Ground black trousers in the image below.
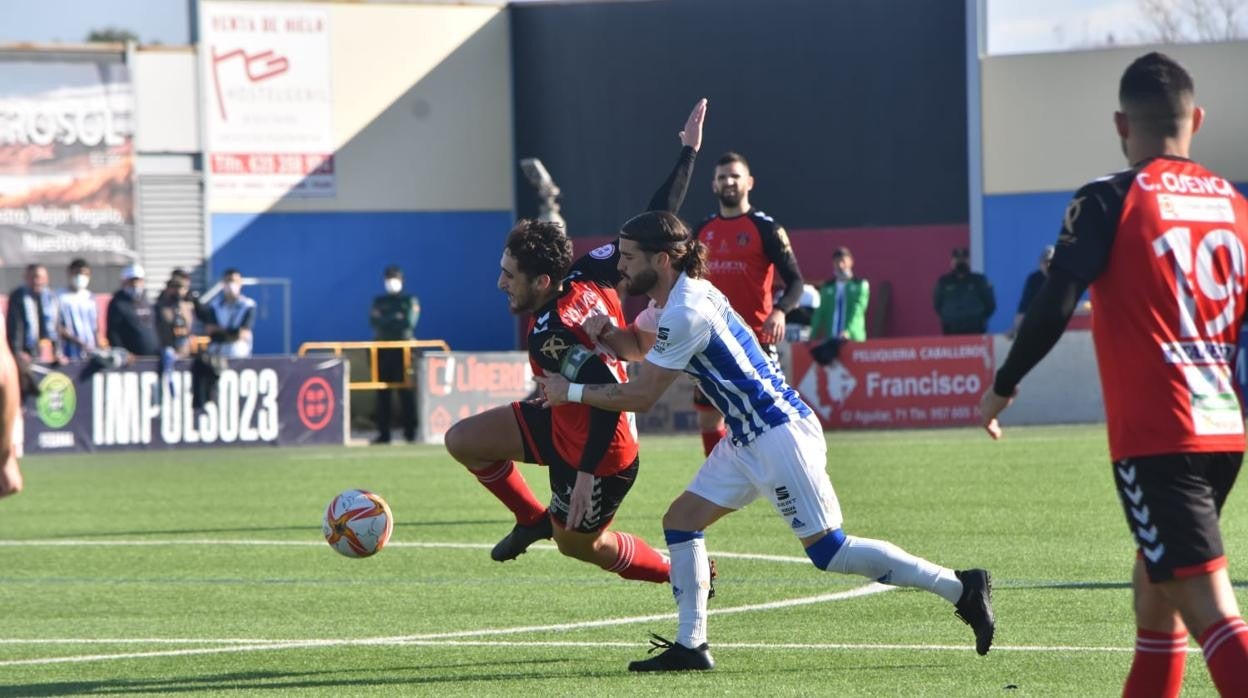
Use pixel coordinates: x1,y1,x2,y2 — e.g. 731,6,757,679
375,347,416,441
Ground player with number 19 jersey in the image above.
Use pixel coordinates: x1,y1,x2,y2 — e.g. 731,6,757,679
1055,156,1248,461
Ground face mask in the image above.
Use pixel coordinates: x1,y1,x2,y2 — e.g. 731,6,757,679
384,278,403,294
73,274,89,291
226,282,243,297
126,284,144,298
954,261,971,274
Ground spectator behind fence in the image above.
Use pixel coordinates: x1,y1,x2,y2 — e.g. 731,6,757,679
58,258,100,360
370,265,420,444
155,270,197,358
6,264,62,364
933,247,996,335
106,264,160,357
204,268,256,358
809,247,869,364
1008,245,1055,340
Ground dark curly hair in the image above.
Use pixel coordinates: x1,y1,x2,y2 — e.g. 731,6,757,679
619,211,708,279
505,219,573,281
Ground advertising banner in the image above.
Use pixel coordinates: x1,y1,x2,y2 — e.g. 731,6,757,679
791,336,995,429
417,351,533,443
23,356,347,453
0,57,136,284
201,1,335,198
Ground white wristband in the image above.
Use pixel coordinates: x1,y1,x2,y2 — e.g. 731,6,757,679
567,383,585,403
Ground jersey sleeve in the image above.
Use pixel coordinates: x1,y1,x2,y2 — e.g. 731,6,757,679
1050,181,1119,285
527,323,623,473
633,301,661,334
567,242,621,288
644,305,710,370
756,216,805,312
646,146,697,214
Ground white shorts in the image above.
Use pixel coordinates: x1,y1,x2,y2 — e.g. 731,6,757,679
687,415,842,538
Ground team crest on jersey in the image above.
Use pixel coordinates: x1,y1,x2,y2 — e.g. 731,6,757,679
540,335,570,360
737,232,750,246
589,243,616,260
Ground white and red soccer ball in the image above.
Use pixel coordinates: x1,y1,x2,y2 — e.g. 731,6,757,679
322,489,394,558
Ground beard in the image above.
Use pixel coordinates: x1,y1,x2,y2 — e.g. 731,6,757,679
716,189,743,207
624,268,659,296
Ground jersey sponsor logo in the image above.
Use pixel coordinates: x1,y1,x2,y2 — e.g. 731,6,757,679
1063,196,1085,236
1157,194,1237,223
775,226,792,254
653,326,670,352
589,243,616,260
540,335,570,361
560,344,593,379
1136,171,1236,197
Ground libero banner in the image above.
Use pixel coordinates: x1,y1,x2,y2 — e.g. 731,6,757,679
201,1,335,198
23,357,347,453
0,56,136,285
417,351,533,444
791,336,995,429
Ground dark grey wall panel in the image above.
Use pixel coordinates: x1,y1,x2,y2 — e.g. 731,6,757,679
511,0,968,236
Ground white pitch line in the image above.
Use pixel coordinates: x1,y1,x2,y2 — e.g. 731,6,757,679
0,538,814,564
0,585,891,668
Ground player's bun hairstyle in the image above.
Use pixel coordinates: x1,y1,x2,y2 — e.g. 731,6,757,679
1119,52,1194,138
619,211,708,279
506,219,573,281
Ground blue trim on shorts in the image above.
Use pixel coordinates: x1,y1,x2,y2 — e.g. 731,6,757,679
664,529,705,545
805,528,847,569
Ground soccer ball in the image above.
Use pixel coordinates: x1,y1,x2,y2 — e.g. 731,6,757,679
322,489,394,558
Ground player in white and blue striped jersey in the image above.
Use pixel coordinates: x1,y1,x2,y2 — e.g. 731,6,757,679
537,211,995,672
57,259,100,360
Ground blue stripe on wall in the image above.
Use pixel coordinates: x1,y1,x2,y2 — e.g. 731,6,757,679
983,182,1248,334
211,211,517,353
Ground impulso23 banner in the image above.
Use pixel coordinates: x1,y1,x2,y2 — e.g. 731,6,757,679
0,57,136,283
24,356,347,453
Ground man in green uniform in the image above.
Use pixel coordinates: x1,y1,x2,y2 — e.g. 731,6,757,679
370,265,420,444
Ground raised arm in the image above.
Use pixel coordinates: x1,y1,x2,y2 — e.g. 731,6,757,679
645,98,706,214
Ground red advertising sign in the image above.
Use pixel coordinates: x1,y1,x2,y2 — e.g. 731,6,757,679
791,336,994,429
417,352,534,443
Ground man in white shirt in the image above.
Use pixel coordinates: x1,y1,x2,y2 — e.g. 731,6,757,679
58,258,100,360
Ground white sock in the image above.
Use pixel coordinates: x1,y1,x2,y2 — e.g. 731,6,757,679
667,538,710,648
825,535,963,604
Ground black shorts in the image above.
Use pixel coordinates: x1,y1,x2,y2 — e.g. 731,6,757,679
511,401,640,534
1112,452,1242,582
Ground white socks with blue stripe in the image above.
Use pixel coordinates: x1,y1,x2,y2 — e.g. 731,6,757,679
826,535,963,604
665,530,710,648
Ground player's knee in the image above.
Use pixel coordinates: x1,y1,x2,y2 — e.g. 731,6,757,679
443,421,476,463
552,528,597,562
805,528,847,570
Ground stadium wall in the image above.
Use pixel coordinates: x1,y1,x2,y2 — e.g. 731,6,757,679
979,42,1248,334
204,2,514,352
511,0,969,338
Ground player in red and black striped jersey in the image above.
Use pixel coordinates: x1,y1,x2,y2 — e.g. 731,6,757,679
691,151,805,455
981,53,1248,696
442,100,706,585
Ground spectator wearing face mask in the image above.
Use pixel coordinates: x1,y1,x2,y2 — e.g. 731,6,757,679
369,265,420,444
58,258,101,360
204,268,256,358
106,264,160,357
155,269,198,358
933,247,996,336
